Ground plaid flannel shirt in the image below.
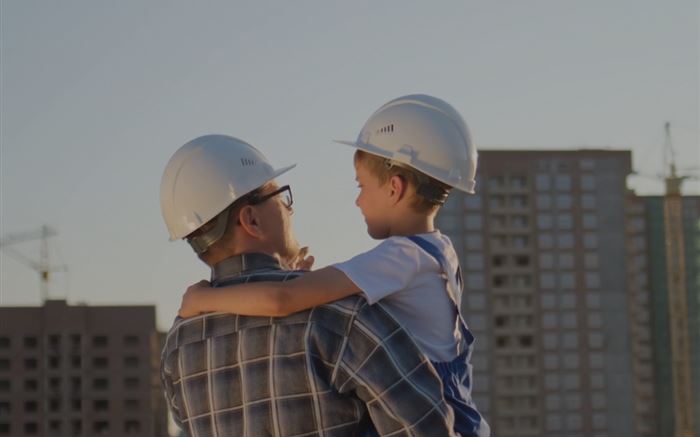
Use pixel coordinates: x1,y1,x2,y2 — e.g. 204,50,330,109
161,253,455,437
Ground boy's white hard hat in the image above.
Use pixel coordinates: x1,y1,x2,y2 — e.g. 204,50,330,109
336,94,477,193
160,134,295,241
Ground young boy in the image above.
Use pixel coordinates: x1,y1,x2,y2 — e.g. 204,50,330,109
179,94,490,437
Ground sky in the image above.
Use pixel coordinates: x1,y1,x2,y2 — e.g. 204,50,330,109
1,0,698,331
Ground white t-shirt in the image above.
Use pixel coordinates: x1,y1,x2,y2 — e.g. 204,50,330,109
333,231,462,362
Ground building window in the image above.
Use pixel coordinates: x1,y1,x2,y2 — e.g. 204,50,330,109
581,175,596,191
93,378,109,390
536,194,552,209
540,273,555,289
0,380,9,392
71,399,82,412
24,358,37,370
465,194,482,210
514,255,530,267
23,337,37,349
510,175,527,188
49,377,60,392
511,215,529,229
464,215,482,230
557,234,574,249
70,334,81,350
24,379,39,392
543,333,558,350
93,357,108,369
0,360,8,371
71,355,82,369
49,398,60,412
536,174,551,191
556,214,573,230
0,338,9,349
71,377,81,393
544,354,559,370
466,254,484,270
24,423,38,435
555,194,573,209
562,332,578,349
93,421,109,434
124,378,139,389
124,420,141,434
559,253,574,269
464,234,482,250
92,336,108,347
541,293,556,309
581,194,596,209
493,275,508,288
589,332,604,349
560,292,576,309
48,334,61,350
24,401,37,413
49,421,61,433
583,214,598,229
537,214,553,230
492,255,506,267
49,356,60,369
489,195,505,208
0,402,9,414
94,400,109,412
555,175,571,191
0,423,10,435
124,399,140,411
510,195,528,208
512,235,529,249
585,272,601,289
542,313,557,329
71,420,82,435
466,274,485,290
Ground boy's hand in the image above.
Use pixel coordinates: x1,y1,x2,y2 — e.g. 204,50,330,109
178,280,212,318
288,246,315,271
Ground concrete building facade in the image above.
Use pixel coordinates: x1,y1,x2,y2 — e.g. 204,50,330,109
437,150,650,437
0,300,167,437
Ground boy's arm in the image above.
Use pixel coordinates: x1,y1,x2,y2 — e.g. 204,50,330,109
179,266,362,317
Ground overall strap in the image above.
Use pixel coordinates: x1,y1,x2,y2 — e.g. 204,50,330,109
406,235,471,341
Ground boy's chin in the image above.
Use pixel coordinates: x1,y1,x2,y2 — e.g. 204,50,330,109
366,226,390,240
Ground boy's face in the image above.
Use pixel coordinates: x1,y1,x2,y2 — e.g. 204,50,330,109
354,160,393,239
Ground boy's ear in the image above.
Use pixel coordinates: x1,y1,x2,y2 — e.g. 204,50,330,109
388,175,407,203
237,205,263,238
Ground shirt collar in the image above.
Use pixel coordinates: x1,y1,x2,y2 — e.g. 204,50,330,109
211,253,282,285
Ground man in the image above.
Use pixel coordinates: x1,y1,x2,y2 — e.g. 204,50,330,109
159,134,456,436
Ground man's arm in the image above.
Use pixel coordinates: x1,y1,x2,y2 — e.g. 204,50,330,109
332,300,456,436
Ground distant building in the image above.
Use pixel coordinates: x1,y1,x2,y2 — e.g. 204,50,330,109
643,195,700,437
437,150,655,437
0,300,167,437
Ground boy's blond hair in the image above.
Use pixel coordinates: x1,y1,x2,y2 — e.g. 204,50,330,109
354,150,451,213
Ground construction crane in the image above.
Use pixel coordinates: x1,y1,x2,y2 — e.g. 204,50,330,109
661,122,695,437
0,225,67,302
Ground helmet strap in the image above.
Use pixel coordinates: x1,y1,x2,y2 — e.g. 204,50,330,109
187,208,231,255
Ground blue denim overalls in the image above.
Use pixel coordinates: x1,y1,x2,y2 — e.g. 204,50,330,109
406,236,490,437
361,236,490,437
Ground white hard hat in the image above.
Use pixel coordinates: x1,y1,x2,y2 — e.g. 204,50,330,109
160,134,295,241
336,94,477,194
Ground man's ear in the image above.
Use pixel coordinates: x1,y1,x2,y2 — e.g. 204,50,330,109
388,175,407,204
237,205,263,238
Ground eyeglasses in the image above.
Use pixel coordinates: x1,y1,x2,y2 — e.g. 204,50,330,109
247,185,293,209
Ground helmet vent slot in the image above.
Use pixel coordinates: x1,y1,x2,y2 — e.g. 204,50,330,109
377,124,395,134
240,158,256,166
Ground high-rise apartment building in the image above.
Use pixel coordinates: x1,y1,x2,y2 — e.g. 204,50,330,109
644,195,700,437
437,150,651,437
0,300,167,437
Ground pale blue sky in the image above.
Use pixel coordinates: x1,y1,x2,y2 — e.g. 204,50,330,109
1,1,698,330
